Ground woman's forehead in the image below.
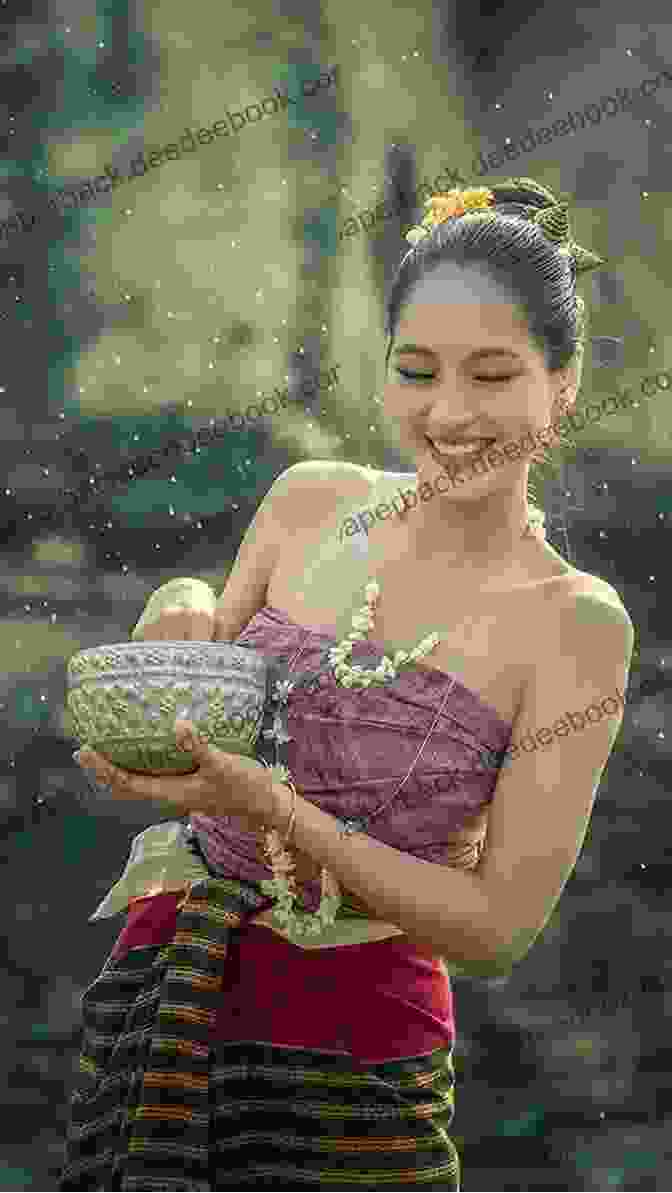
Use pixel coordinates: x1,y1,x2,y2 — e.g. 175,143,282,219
401,260,520,312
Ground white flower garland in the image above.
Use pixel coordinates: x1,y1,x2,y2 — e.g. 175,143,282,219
259,579,443,935
325,580,441,688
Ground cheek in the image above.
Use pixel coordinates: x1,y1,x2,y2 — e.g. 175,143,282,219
382,384,421,418
497,381,547,423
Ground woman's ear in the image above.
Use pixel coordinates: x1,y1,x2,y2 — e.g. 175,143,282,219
551,360,579,417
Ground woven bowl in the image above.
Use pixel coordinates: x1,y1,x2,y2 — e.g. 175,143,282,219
65,640,269,775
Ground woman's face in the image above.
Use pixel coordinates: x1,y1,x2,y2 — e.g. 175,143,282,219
384,261,575,498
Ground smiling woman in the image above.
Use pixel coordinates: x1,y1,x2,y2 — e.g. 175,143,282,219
383,179,606,544
338,383,636,542
59,177,635,1193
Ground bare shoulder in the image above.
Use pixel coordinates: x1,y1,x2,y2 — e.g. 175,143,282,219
545,565,635,651
516,567,635,723
275,459,376,530
564,567,632,621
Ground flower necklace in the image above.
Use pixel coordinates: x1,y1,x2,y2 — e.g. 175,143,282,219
258,578,444,936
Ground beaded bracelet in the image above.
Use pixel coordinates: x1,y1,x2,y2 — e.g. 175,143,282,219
259,761,297,844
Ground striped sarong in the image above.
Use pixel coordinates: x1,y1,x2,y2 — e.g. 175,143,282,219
58,877,461,1191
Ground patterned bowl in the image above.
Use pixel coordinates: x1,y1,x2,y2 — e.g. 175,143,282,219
65,640,269,775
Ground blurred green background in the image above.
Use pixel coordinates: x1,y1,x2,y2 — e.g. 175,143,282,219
0,2,670,1188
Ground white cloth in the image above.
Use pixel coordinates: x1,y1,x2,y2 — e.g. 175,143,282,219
89,821,209,920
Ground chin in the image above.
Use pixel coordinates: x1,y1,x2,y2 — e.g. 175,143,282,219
415,457,519,512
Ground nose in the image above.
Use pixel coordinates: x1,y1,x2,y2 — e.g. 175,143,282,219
422,382,496,441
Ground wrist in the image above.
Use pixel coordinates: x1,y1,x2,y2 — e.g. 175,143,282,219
267,779,294,836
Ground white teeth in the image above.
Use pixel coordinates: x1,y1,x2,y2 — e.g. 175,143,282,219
428,437,493,455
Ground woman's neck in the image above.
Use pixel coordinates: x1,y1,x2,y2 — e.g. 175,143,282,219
374,470,536,572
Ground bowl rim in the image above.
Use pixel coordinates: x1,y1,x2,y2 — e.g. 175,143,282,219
68,641,267,655
66,640,269,673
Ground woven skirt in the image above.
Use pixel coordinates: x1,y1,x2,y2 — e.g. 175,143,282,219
58,878,461,1191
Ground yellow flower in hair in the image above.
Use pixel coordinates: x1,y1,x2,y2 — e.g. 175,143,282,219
425,190,467,221
405,186,495,245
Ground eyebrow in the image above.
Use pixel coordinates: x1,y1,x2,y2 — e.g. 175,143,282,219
391,343,523,363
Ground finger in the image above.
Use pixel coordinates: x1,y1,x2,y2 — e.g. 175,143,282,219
182,611,216,641
211,615,231,642
74,748,126,789
75,745,198,803
140,609,214,641
174,718,215,762
73,747,107,776
173,719,238,780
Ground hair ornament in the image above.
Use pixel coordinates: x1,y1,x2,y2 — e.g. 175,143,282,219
404,180,605,275
404,187,496,245
525,201,605,274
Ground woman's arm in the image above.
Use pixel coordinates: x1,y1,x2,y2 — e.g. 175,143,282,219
213,460,366,640
212,461,368,841
212,463,304,640
129,466,306,641
132,461,357,641
262,587,634,975
266,777,501,975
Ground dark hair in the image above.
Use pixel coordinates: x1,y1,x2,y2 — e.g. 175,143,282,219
384,176,589,391
382,177,607,541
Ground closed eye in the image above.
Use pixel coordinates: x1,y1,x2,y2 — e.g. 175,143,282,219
395,368,519,383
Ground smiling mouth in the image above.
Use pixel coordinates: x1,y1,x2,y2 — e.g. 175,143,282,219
425,435,496,461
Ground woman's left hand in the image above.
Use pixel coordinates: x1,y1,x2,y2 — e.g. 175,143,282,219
73,719,276,823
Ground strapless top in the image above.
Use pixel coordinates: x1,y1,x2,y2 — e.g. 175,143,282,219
91,467,514,954
91,602,513,957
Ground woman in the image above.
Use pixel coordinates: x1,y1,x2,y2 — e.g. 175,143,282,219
59,176,635,1191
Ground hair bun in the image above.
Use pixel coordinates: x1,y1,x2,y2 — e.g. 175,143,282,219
388,171,601,425
487,177,605,276
488,176,559,213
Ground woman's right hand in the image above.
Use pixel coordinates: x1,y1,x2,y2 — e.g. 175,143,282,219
130,577,219,642
128,577,272,836
129,573,322,880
